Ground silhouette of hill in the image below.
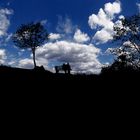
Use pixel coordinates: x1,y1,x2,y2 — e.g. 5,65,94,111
0,65,99,83
1,65,139,116
1,65,140,85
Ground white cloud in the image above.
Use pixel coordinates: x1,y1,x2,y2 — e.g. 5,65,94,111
93,29,113,44
49,33,61,41
0,49,6,64
0,8,13,37
35,41,101,74
74,29,90,43
118,15,125,20
17,57,51,71
104,1,121,18
18,58,34,69
4,33,13,44
16,40,101,74
88,8,114,30
88,0,122,44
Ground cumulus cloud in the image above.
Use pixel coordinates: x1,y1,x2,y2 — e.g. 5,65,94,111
104,1,121,18
17,57,50,71
17,41,101,74
74,29,90,43
49,33,61,41
88,0,122,44
0,49,6,64
36,41,101,74
88,8,114,30
93,29,113,44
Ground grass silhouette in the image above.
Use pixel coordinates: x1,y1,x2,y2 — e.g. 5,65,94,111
0,65,140,83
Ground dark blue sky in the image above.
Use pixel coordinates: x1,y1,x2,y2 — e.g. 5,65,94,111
3,0,139,34
0,0,140,73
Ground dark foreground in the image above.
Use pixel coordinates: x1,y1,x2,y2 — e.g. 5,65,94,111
0,65,140,85
1,66,139,122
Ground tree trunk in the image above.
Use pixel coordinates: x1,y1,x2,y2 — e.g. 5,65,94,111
32,48,36,68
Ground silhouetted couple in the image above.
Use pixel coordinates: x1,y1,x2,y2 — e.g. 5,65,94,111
55,63,72,74
62,63,71,74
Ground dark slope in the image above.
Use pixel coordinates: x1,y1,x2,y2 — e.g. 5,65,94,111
1,66,139,116
1,65,140,82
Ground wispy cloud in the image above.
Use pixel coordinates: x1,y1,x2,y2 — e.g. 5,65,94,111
0,8,13,37
0,7,13,48
0,49,6,64
41,19,47,25
56,16,77,34
0,8,13,64
136,3,140,13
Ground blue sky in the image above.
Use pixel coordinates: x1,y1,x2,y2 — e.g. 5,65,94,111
0,0,140,73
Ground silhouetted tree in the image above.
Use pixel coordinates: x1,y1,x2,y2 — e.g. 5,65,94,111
112,15,140,69
13,22,49,68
